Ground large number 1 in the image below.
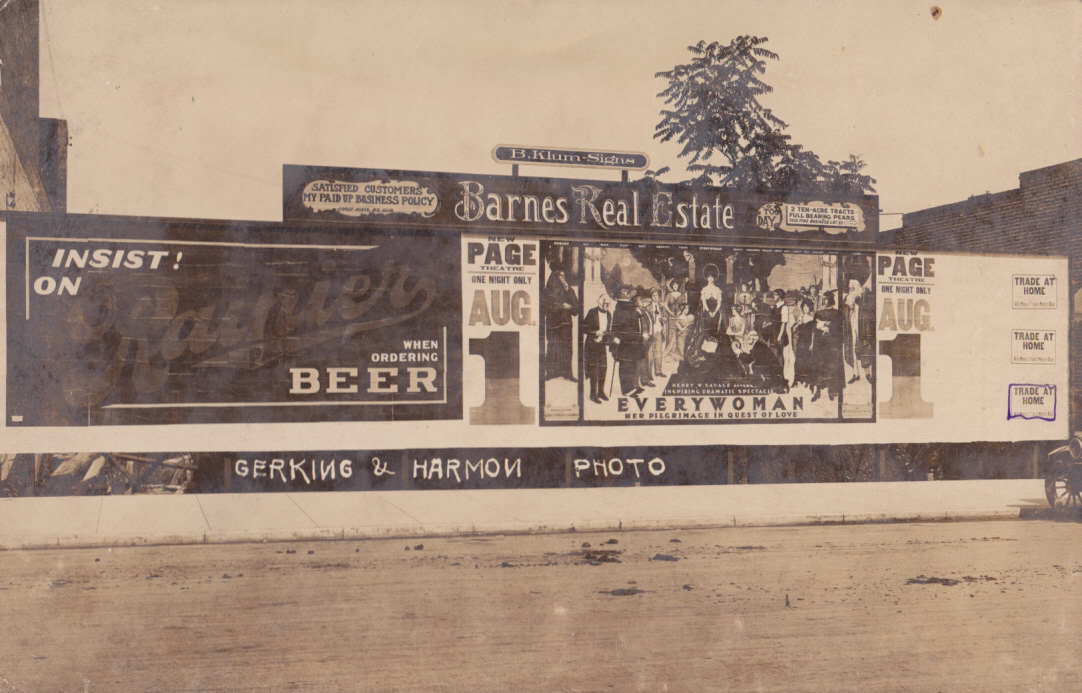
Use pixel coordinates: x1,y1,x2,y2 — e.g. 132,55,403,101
878,333,933,419
468,331,535,425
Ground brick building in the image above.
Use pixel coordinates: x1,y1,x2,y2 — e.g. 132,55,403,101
888,158,1082,428
0,0,66,213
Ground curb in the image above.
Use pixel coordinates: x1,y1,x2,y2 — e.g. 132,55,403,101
0,507,1029,551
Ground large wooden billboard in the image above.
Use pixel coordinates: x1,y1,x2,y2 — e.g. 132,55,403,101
0,167,1069,493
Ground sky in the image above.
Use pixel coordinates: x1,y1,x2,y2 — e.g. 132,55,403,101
36,0,1082,231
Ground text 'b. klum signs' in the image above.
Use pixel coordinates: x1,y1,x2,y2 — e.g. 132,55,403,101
6,216,462,426
492,145,649,171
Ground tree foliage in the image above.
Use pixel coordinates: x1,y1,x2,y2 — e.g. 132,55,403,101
655,37,876,196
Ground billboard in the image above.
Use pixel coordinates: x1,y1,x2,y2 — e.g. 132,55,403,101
282,165,880,247
0,170,1070,494
5,215,462,426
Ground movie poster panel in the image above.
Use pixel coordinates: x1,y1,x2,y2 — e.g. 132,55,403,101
6,216,462,426
541,240,876,425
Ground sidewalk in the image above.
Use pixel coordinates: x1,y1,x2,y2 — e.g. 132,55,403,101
0,479,1053,550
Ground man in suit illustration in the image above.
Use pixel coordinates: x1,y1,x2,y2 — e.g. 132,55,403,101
582,293,614,403
611,286,645,397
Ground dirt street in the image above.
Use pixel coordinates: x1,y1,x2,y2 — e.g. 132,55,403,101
1,519,1079,691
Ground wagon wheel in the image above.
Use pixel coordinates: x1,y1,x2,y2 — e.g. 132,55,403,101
1045,463,1082,508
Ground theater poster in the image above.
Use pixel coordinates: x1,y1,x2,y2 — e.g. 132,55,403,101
539,241,878,425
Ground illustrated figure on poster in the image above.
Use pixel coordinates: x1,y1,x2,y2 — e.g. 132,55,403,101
636,290,656,389
843,261,875,384
582,293,615,403
543,266,579,381
611,286,646,397
791,298,817,389
804,282,825,312
663,278,693,367
776,290,797,385
810,308,843,402
699,263,724,336
764,289,789,350
682,250,701,317
734,281,756,314
732,253,752,292
725,303,748,339
820,253,839,294
823,289,839,310
648,288,669,379
731,329,784,388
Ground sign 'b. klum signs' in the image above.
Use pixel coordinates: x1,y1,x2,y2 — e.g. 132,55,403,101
5,215,461,426
492,145,650,171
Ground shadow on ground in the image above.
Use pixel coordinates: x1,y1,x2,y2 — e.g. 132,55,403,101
1019,505,1082,522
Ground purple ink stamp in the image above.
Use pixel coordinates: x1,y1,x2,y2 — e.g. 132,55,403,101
1008,383,1056,421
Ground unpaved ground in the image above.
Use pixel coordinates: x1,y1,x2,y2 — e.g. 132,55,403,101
0,519,1080,691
